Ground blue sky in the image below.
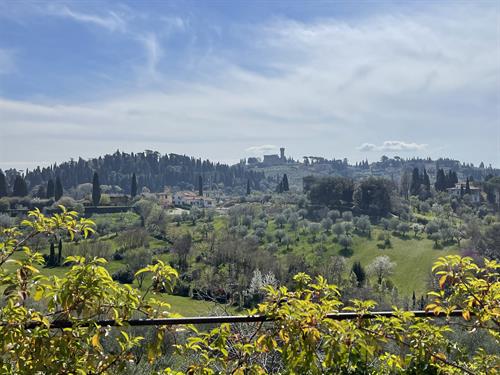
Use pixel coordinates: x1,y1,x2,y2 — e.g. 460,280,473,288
0,0,499,169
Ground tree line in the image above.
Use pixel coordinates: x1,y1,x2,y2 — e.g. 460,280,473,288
1,150,265,196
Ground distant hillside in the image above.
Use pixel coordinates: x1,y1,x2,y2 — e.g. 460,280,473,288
3,150,265,195
2,152,499,196
249,156,500,190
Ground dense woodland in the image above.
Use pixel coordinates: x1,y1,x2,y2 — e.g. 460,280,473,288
1,150,265,196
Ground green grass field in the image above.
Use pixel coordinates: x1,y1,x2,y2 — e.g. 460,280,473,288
259,220,459,296
6,211,461,316
5,234,217,317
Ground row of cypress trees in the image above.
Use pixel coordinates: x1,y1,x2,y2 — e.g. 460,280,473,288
434,169,459,192
0,169,139,204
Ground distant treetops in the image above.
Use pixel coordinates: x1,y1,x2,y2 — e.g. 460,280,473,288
0,169,139,206
276,174,290,193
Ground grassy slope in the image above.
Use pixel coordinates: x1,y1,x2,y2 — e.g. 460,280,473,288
7,212,459,316
6,235,216,317
264,220,459,296
348,230,459,296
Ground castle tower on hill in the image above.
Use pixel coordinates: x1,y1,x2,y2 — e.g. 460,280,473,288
280,147,285,160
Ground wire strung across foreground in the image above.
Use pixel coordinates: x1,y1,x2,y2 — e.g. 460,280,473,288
11,310,467,329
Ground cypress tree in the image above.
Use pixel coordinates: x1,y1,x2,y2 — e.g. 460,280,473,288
36,185,46,199
435,169,446,192
54,176,63,201
12,175,28,197
423,168,430,192
198,175,203,196
351,261,366,287
246,179,251,195
419,295,425,309
0,170,7,198
276,181,283,193
410,168,421,196
447,170,458,188
282,174,289,192
412,291,416,309
131,173,137,198
92,172,101,206
57,239,63,266
49,242,55,267
46,179,55,199
465,177,471,195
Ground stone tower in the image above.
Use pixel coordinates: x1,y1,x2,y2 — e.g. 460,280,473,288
280,147,285,160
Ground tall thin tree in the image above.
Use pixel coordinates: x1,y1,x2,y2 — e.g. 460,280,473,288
465,177,471,195
282,174,289,192
92,172,101,206
0,170,7,198
57,239,63,266
54,176,63,201
12,175,28,197
131,173,137,198
198,175,203,196
410,168,421,196
46,179,55,199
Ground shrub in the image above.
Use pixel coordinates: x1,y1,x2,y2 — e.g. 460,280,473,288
64,240,114,260
0,197,9,212
115,228,149,250
111,267,135,284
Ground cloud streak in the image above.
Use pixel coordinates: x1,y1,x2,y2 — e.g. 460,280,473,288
245,145,279,156
49,5,127,32
357,141,428,152
0,2,498,168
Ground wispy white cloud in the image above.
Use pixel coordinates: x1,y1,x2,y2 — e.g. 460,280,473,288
136,33,163,80
357,141,428,152
0,3,498,167
49,5,127,32
245,145,278,156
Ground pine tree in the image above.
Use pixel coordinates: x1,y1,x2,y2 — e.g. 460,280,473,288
198,175,203,196
246,179,251,195
54,176,63,201
282,174,289,192
410,168,421,196
0,170,7,198
92,172,101,206
46,179,55,199
131,173,137,198
12,175,28,197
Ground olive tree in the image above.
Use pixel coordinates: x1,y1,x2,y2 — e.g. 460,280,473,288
368,255,395,284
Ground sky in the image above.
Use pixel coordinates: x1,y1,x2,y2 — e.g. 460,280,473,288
0,0,499,170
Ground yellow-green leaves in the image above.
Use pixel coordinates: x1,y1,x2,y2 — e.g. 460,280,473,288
0,207,172,374
136,260,178,293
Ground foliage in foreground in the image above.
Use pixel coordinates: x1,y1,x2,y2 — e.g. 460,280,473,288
0,208,499,374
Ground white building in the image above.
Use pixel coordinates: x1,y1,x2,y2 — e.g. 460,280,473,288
173,191,214,208
447,183,481,203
